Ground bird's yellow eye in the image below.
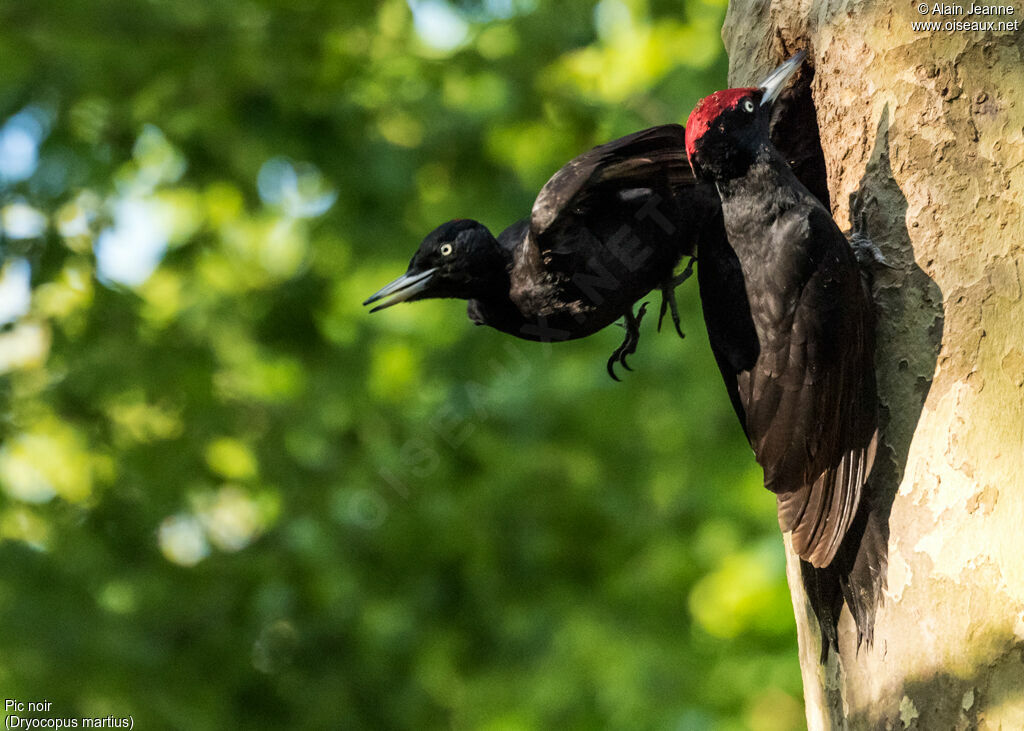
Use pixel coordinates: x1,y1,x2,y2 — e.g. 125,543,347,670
440,243,453,256
743,99,755,113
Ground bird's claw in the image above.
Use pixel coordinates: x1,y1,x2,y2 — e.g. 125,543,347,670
851,232,895,269
607,302,648,381
657,256,695,339
849,195,896,272
657,295,686,339
850,230,896,271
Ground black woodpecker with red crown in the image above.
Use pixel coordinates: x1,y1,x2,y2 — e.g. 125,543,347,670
686,51,884,657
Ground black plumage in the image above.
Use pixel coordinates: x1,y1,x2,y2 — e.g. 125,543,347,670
364,52,883,657
364,125,721,378
686,53,881,650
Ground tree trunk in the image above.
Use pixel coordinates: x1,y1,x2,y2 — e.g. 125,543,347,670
721,4,1024,728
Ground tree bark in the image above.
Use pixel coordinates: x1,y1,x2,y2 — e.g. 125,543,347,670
721,3,1024,728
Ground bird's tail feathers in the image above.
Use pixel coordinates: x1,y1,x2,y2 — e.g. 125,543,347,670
800,481,888,661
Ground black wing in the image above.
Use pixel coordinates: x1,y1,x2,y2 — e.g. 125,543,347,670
531,124,696,244
511,125,712,323
739,206,878,568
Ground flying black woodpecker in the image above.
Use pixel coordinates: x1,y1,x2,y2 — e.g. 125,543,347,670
364,125,722,379
686,52,882,653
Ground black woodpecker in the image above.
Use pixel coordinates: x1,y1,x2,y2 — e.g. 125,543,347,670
364,125,723,379
686,52,883,656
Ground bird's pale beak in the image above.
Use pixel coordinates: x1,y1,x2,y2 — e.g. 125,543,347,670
363,267,439,312
758,50,806,106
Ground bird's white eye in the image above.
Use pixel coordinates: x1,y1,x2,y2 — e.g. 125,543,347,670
743,99,755,113
440,243,453,256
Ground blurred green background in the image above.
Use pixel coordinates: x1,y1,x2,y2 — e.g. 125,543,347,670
0,0,804,728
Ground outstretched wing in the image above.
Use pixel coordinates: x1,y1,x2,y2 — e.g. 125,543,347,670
531,124,695,243
513,125,713,321
739,206,878,568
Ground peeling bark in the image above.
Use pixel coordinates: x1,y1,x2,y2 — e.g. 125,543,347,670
722,3,1024,727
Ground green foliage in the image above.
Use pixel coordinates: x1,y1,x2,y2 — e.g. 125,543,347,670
0,0,803,728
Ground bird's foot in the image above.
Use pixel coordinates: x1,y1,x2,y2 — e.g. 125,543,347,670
607,302,648,381
848,195,896,274
657,256,696,338
850,230,895,271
